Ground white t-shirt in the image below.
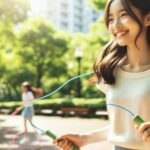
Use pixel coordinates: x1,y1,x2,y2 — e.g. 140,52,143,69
97,66,150,150
22,91,34,107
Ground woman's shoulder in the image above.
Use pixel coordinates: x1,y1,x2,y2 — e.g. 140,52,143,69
113,64,122,77
96,79,110,94
26,91,34,96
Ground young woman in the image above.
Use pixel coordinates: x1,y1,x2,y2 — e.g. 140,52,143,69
54,0,150,149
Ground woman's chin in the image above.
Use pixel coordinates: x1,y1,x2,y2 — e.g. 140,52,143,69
117,41,127,46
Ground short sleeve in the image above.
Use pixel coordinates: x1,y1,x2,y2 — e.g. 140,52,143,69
22,92,34,101
96,81,109,94
28,92,34,100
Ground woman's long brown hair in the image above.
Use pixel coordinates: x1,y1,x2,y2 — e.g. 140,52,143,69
93,0,150,85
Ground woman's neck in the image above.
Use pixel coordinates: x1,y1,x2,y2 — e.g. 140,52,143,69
122,44,150,72
125,29,150,66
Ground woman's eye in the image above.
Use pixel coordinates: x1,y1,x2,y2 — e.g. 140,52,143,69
108,18,114,23
121,13,128,17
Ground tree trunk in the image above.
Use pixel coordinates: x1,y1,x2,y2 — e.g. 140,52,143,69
13,86,20,101
6,83,13,100
36,64,43,87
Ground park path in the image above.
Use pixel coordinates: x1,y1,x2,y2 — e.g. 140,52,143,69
0,115,112,150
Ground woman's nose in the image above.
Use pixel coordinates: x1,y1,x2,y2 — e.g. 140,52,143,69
113,18,122,28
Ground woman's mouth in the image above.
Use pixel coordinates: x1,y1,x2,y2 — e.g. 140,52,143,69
116,31,129,38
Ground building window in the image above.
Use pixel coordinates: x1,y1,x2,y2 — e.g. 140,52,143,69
61,2,68,9
75,16,82,23
74,24,82,31
74,6,82,14
61,12,68,18
93,17,98,22
61,22,68,29
75,0,82,5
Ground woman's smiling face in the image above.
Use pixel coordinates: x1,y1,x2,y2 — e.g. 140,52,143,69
108,0,145,47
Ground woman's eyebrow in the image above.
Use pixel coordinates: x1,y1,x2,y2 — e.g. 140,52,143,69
119,9,127,13
109,9,127,17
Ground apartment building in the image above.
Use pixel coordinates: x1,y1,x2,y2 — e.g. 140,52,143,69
29,0,102,33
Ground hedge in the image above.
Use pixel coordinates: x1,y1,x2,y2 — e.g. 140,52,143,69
0,98,106,111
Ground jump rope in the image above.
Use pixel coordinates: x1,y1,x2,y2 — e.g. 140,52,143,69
12,71,145,150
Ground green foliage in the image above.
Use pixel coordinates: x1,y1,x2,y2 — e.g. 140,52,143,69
16,17,69,87
0,0,30,23
0,98,106,117
0,98,106,109
0,0,110,101
0,0,31,100
88,0,106,10
0,101,21,109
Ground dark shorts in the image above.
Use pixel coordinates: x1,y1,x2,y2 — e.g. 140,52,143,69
22,106,34,118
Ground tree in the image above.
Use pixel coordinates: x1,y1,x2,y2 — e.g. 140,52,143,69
16,18,69,88
88,0,106,10
0,0,31,100
0,0,30,23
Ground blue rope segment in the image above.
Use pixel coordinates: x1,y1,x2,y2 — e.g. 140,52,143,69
27,71,94,106
23,71,135,134
28,119,45,133
107,103,135,117
25,103,135,134
25,71,94,133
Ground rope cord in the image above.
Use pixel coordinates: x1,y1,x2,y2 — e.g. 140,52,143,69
23,71,135,135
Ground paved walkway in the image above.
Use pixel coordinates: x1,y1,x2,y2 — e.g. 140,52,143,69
0,115,112,150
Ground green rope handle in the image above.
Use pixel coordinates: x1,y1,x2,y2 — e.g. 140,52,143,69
45,130,80,150
132,115,145,125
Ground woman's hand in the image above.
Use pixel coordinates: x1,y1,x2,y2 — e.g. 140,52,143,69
53,134,86,150
16,106,23,111
137,122,150,143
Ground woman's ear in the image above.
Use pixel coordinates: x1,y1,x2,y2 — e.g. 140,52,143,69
144,12,150,26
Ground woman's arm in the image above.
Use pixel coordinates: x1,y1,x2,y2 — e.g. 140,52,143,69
82,125,110,145
54,126,110,149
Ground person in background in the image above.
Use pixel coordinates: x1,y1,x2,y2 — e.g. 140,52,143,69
17,81,43,144
21,81,35,136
